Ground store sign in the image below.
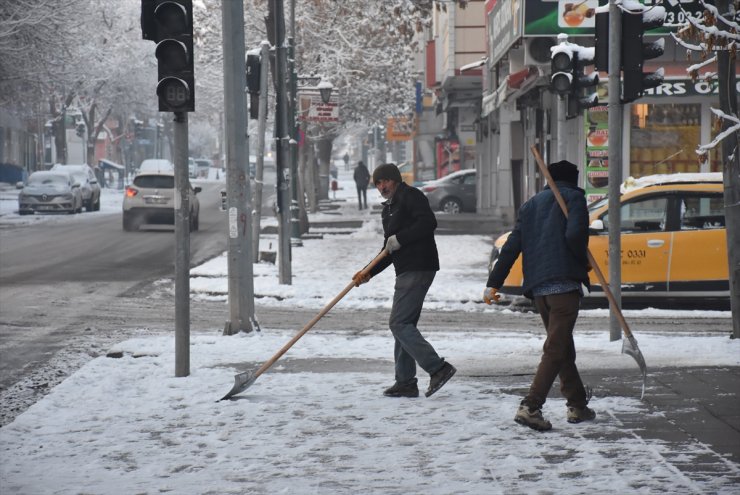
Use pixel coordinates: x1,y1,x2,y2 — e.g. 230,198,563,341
524,0,708,36
644,79,740,97
386,117,414,142
298,91,339,123
487,0,524,66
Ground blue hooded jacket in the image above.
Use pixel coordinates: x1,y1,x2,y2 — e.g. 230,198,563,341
487,181,590,298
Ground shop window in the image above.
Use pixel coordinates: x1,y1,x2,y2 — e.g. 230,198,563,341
708,113,724,173
629,103,702,178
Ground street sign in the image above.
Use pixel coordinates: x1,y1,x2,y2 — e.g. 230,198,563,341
299,91,338,122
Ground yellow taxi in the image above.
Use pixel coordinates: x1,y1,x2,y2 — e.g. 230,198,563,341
397,161,414,186
489,173,728,308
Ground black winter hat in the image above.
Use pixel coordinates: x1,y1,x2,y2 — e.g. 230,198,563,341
548,160,579,185
372,163,402,184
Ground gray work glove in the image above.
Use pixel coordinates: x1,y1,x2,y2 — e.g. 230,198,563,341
385,235,401,253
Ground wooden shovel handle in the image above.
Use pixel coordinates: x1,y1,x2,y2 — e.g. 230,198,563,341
253,249,390,379
530,146,635,339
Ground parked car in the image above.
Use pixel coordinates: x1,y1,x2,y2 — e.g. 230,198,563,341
122,170,201,231
194,158,212,178
51,164,101,211
138,159,174,174
489,173,728,307
420,169,476,214
18,170,83,215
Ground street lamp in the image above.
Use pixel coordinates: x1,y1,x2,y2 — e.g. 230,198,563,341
317,80,333,104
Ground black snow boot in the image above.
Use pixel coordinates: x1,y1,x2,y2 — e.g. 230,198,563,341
425,362,456,397
383,379,419,398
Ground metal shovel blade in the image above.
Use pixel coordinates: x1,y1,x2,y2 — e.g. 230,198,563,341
219,370,257,401
621,336,647,399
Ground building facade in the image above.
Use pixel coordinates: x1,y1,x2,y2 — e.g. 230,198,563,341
406,0,735,222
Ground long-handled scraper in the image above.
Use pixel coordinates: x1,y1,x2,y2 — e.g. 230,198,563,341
219,249,389,400
531,146,647,398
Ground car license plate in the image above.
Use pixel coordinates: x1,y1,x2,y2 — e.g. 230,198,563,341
37,205,54,210
145,197,168,205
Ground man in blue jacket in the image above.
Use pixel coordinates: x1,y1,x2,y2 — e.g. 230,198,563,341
484,160,595,431
353,163,456,398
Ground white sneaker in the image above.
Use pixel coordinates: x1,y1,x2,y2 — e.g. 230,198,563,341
514,405,552,431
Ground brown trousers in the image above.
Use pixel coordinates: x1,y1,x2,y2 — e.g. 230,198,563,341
524,292,588,410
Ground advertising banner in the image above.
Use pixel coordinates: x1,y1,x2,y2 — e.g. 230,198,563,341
584,83,609,203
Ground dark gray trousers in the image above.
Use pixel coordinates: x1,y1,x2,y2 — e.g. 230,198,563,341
388,271,445,384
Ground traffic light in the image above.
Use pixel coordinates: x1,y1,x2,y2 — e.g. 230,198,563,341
621,5,666,103
594,10,609,72
75,122,85,138
141,0,195,112
246,52,261,120
550,38,599,118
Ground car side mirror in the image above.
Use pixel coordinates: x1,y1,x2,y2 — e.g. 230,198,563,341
589,219,605,233
194,186,202,194
72,182,81,188
90,179,97,184
16,181,24,189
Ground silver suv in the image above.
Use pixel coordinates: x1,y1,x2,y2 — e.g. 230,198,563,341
122,171,201,231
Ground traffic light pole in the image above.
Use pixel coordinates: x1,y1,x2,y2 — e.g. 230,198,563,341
556,96,566,160
288,39,302,246
252,41,270,263
141,0,197,376
222,0,256,334
173,111,190,377
288,0,302,245
272,0,292,285
607,0,623,341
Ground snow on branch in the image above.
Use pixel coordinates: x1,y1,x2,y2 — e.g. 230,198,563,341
696,108,740,155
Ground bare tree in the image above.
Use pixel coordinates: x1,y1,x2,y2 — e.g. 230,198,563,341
670,0,739,336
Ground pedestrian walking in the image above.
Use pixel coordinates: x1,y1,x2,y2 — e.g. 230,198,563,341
352,163,456,398
484,160,595,431
353,160,371,210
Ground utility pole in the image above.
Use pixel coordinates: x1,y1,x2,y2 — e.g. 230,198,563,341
271,0,292,285
222,0,256,334
607,0,623,341
252,41,270,262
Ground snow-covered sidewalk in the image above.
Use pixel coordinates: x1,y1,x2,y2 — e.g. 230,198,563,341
1,328,738,494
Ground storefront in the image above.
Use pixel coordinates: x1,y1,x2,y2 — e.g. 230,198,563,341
584,76,738,202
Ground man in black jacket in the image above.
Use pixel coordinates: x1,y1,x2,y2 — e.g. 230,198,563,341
484,160,595,431
353,163,456,398
353,161,371,210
